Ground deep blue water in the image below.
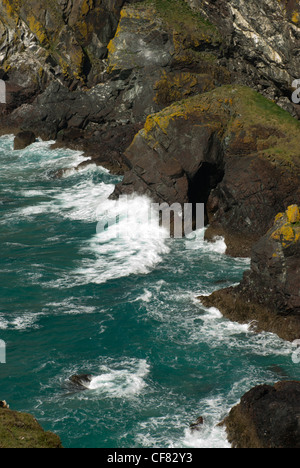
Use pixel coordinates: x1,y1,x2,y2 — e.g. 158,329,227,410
0,134,299,448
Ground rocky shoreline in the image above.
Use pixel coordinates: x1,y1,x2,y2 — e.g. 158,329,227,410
200,205,300,342
1,0,299,449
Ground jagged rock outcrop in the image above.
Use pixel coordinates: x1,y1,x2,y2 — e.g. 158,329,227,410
1,1,230,168
223,381,300,448
184,0,300,117
201,205,300,341
113,85,300,255
0,0,130,90
0,407,63,448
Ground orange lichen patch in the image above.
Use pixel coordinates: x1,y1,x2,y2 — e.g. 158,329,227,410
81,0,93,16
1,0,20,20
153,71,214,105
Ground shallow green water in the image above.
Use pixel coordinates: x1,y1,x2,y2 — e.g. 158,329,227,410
0,135,299,448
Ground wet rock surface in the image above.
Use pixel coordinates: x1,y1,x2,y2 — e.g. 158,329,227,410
69,374,92,390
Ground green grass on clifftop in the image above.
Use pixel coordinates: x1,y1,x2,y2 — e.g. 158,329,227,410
142,0,222,44
0,408,63,448
143,85,300,168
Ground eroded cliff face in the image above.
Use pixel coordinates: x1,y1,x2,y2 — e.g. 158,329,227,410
1,0,231,170
0,1,299,311
184,0,300,116
0,0,128,90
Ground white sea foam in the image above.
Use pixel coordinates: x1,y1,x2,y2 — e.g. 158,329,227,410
45,299,96,316
10,176,114,223
134,289,153,303
68,195,170,285
185,229,227,254
52,180,115,222
87,359,150,398
0,313,42,330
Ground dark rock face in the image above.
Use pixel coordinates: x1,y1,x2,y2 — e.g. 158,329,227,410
224,381,300,448
3,1,230,165
201,205,300,341
241,206,300,316
0,0,132,89
13,131,36,150
189,416,204,432
113,86,300,254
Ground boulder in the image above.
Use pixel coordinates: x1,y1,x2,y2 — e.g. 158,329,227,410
224,381,300,448
69,374,92,390
14,131,36,150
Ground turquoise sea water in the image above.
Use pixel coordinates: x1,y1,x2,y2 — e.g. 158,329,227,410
0,134,299,448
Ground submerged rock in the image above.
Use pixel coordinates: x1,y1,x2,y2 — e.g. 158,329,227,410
223,381,300,448
189,416,204,432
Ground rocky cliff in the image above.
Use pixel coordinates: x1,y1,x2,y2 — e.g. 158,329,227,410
1,0,300,448
0,0,128,89
184,0,300,117
113,86,300,254
201,205,300,341
1,0,299,331
1,0,299,156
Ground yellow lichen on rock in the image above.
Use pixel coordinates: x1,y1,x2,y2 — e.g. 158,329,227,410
27,14,49,46
292,11,299,24
271,205,300,248
274,212,284,223
286,204,300,224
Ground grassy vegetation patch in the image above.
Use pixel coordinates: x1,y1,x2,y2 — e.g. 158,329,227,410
142,0,222,44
